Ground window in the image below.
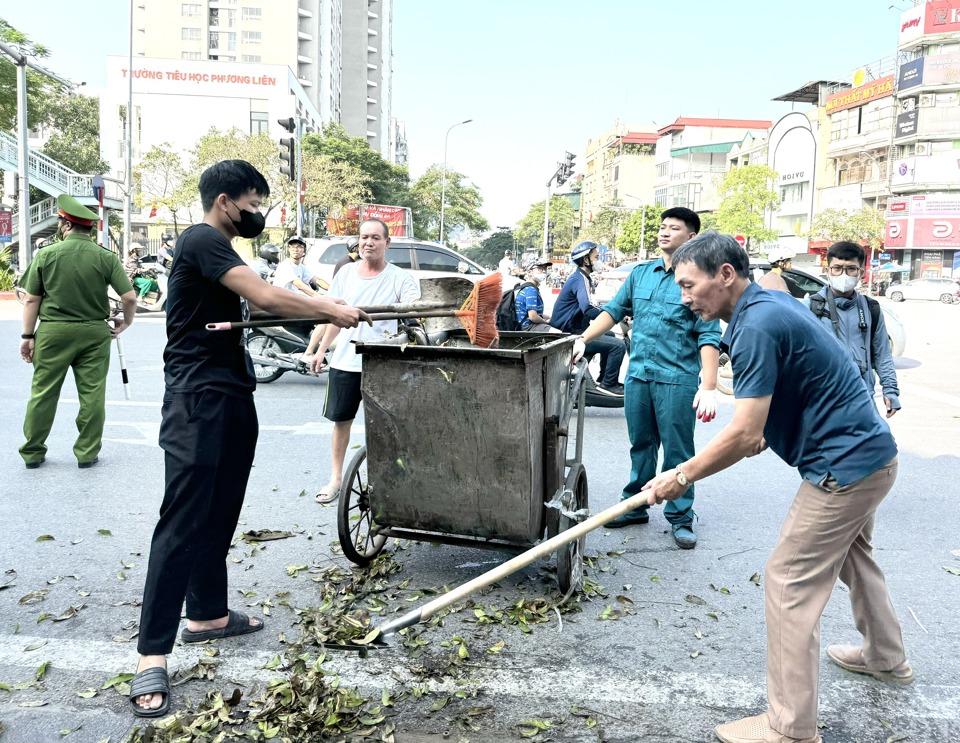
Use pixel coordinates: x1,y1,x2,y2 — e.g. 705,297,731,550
613,165,620,182
181,3,201,15
181,27,201,41
780,182,807,204
250,111,268,136
242,6,262,20
654,187,668,207
242,54,261,63
181,51,202,60
386,246,412,269
414,247,482,274
243,30,262,44
656,162,669,178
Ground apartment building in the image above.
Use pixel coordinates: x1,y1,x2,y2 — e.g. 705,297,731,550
580,123,657,223
133,0,395,157
653,118,772,212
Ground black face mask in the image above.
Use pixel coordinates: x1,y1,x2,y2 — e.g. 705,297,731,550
229,199,266,239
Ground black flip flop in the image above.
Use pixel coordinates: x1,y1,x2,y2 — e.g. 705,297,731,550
180,608,264,644
129,666,171,719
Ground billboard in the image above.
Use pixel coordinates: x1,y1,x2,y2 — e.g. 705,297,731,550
899,5,926,45
885,218,908,248
897,58,924,90
895,110,918,138
914,217,960,247
924,0,960,35
106,56,284,98
924,53,960,85
825,75,895,114
325,204,413,237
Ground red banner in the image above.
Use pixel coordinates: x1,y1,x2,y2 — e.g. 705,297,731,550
913,216,960,248
325,204,411,237
885,218,908,248
825,75,895,114
924,0,960,35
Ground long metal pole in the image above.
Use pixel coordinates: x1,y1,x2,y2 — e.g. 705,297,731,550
16,58,30,268
542,183,551,262
123,0,134,263
296,116,304,234
439,118,472,245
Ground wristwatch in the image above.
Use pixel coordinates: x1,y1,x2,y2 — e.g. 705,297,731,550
675,466,689,487
21,333,35,340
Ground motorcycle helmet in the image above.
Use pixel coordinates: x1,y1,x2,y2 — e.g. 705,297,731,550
346,236,360,254
570,241,598,264
259,243,281,265
523,258,552,273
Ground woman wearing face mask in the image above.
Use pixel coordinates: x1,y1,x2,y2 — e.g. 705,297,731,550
805,241,901,419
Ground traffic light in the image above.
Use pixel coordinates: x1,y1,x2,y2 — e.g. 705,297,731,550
277,117,295,133
279,137,296,182
547,232,554,249
563,151,575,181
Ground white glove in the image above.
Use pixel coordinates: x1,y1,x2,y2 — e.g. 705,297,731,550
572,336,586,364
693,387,718,423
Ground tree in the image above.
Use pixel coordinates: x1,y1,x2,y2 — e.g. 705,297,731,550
715,165,780,247
134,142,197,233
464,229,514,269
41,93,108,174
515,196,576,252
410,164,489,242
0,19,62,131
582,200,630,250
302,122,410,206
618,204,662,257
698,212,719,234
300,151,370,220
806,206,885,249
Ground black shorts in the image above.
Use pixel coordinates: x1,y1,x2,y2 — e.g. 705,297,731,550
324,368,363,422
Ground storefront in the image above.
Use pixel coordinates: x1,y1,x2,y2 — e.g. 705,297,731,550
885,195,960,278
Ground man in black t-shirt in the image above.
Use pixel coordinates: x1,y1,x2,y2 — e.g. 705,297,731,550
130,160,370,719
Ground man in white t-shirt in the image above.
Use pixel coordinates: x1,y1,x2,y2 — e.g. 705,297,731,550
498,250,515,279
310,218,420,503
272,235,318,296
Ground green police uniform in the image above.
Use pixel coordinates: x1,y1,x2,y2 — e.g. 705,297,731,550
19,195,134,466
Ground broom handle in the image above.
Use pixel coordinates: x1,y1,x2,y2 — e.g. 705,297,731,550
206,302,463,331
206,304,476,330
374,490,655,638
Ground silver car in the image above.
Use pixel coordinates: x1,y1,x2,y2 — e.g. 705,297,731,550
888,277,960,304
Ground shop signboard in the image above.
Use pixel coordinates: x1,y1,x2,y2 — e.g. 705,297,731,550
825,75,895,114
896,110,918,137
899,5,926,45
898,57,924,90
923,53,960,85
885,218,909,248
914,216,960,248
924,0,960,36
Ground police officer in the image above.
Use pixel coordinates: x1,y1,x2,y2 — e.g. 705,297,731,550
19,195,138,469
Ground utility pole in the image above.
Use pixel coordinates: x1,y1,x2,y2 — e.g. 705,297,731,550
543,151,576,262
123,0,134,265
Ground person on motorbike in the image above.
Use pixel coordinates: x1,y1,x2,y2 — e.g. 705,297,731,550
550,241,626,396
254,243,281,281
516,258,555,332
272,236,319,296
126,243,160,300
158,233,175,272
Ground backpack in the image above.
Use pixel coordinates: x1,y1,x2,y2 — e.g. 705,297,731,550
809,291,880,344
495,281,535,332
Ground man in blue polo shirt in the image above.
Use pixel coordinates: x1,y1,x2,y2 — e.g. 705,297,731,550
573,208,720,548
640,233,909,743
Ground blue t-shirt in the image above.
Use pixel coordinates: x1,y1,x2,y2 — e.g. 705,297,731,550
725,283,897,486
515,284,543,329
602,258,721,386
549,269,601,334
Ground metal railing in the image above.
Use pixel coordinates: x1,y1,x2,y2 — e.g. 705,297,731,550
0,130,125,205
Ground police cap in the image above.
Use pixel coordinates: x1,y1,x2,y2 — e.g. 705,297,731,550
56,195,98,227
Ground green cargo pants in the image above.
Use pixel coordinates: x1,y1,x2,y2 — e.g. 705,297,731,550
20,321,112,465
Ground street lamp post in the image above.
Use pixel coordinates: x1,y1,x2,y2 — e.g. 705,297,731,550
439,118,472,244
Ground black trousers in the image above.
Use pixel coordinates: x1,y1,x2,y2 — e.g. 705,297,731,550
137,389,258,655
585,333,627,387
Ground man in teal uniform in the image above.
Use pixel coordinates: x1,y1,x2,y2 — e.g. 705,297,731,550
19,195,137,468
573,208,720,548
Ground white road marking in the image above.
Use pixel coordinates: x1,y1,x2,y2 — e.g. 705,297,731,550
898,382,960,409
100,420,363,446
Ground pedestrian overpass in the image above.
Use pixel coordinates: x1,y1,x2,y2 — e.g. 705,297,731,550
0,129,125,250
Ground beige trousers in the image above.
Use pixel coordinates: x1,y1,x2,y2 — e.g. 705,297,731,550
765,457,905,739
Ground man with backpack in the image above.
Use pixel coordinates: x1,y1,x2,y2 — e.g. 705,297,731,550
806,241,900,418
515,259,554,331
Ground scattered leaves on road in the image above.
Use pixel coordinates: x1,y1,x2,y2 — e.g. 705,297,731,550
749,572,762,586
97,529,112,536
18,589,48,605
241,529,295,542
35,535,55,542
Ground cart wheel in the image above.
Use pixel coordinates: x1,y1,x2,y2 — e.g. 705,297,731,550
557,463,588,594
337,446,387,566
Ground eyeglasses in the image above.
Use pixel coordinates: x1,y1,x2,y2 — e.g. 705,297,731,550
827,265,862,277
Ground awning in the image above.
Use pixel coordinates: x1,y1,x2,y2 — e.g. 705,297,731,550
670,142,738,157
878,262,910,272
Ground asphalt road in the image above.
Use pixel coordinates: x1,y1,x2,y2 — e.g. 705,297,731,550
0,298,958,743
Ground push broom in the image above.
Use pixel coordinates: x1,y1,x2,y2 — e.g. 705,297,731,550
206,272,503,348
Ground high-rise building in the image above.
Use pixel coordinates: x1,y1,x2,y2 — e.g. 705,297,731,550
581,122,657,224
340,0,393,154
133,0,395,157
389,117,408,166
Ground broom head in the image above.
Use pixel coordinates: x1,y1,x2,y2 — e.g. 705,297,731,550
459,272,502,348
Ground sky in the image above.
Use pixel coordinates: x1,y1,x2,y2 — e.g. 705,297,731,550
3,0,905,228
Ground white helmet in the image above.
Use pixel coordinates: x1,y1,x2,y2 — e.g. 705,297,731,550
766,247,795,265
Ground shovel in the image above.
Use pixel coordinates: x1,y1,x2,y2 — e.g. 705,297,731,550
330,490,655,651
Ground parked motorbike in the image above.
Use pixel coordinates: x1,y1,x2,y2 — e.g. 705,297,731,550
246,322,327,384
